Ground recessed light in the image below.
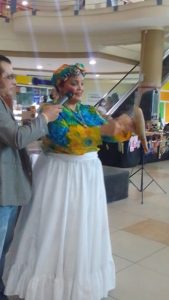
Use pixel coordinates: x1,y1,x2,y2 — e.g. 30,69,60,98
96,74,100,77
36,65,43,70
22,1,29,6
89,59,96,65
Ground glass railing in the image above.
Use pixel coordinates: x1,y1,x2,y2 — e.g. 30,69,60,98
85,0,145,10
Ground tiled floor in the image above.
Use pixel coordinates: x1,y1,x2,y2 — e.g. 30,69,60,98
8,160,169,300
108,160,169,300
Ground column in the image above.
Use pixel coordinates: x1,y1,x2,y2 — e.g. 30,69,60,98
139,29,164,92
138,29,164,127
10,0,17,14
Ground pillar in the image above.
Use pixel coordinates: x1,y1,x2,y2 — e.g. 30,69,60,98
32,0,37,16
74,0,80,15
10,0,17,14
138,29,164,127
139,29,164,91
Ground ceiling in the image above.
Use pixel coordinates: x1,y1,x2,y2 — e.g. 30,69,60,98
0,0,169,81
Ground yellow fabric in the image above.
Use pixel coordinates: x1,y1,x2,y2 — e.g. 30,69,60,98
43,125,102,155
114,131,132,142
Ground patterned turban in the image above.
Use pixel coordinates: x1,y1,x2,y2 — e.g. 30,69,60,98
51,63,86,87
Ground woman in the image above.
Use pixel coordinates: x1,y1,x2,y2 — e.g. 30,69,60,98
4,63,147,300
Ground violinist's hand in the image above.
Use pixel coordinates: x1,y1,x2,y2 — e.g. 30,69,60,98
133,106,148,153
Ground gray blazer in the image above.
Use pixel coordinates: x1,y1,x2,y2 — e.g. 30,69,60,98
0,98,48,206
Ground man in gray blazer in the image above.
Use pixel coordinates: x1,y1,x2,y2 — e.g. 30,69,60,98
0,55,62,300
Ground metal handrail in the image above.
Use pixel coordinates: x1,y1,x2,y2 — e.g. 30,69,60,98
107,82,139,115
94,48,169,115
94,62,139,107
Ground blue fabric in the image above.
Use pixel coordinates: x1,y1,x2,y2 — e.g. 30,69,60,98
42,103,106,155
44,103,122,155
47,103,106,146
0,206,18,297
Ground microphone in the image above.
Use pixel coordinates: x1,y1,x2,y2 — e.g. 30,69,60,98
53,92,73,105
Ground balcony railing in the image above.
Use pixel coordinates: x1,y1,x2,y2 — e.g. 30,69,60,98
0,0,162,21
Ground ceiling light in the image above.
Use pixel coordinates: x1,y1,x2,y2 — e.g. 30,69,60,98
6,5,10,9
95,74,100,77
89,59,96,65
36,65,43,70
22,1,29,6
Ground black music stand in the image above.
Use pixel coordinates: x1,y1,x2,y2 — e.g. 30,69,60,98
129,146,166,204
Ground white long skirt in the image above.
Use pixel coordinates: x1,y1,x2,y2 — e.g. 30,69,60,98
4,152,115,300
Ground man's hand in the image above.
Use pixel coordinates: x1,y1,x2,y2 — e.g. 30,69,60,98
41,104,62,123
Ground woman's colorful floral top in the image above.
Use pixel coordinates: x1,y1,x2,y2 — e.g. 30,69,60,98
42,103,131,155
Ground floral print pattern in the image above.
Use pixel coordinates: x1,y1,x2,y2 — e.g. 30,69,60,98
42,103,130,155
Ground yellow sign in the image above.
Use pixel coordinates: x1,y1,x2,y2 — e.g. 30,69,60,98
16,75,32,85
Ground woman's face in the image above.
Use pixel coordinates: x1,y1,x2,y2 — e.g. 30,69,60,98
59,75,84,103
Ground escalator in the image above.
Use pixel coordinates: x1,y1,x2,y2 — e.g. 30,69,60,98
97,49,169,167
95,49,169,119
162,49,169,83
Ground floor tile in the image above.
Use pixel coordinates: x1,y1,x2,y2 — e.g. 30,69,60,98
123,218,169,245
139,246,169,277
107,205,148,229
129,169,168,192
111,230,165,262
113,255,133,272
110,190,169,223
110,264,169,300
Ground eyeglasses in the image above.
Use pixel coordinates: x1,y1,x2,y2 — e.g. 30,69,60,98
1,73,16,80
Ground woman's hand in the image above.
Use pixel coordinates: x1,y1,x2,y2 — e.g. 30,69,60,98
100,107,148,153
115,114,134,134
100,114,133,137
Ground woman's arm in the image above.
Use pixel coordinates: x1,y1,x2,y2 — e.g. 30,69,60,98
132,106,148,153
100,114,133,137
100,107,148,153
